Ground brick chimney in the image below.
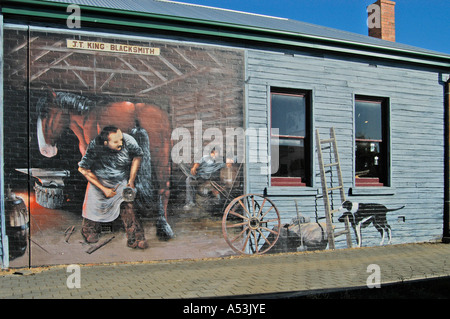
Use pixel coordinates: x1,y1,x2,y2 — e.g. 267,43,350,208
368,0,396,42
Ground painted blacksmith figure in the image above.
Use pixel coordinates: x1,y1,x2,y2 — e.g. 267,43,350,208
78,126,148,249
182,147,235,210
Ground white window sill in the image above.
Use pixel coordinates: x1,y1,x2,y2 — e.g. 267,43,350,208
264,186,319,197
349,186,396,196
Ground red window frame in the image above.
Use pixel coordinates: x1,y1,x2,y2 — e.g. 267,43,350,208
355,97,389,187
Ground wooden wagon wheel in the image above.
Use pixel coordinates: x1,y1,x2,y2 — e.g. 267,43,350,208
222,194,281,255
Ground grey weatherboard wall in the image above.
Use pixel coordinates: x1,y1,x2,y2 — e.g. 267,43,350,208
246,48,445,248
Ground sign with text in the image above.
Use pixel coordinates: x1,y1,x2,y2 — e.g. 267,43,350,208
66,39,160,55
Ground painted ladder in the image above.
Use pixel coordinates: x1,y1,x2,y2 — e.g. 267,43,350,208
315,127,352,250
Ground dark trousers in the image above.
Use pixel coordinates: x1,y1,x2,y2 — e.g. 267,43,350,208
82,202,145,248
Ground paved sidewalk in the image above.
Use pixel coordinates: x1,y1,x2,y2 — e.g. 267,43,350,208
1,242,450,299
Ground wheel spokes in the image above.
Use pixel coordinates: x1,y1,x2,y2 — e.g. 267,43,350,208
223,194,281,255
238,199,252,218
228,209,248,220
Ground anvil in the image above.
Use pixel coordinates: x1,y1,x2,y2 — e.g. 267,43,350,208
15,168,70,187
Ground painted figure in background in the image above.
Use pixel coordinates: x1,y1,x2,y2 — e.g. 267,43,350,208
36,90,174,240
180,148,235,211
78,126,147,249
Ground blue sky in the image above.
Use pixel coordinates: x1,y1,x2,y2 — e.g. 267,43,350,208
170,0,450,55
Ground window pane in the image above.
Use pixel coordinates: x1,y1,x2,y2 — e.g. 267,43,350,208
355,141,383,178
355,100,382,141
355,97,389,187
271,93,306,137
271,138,305,179
270,90,310,186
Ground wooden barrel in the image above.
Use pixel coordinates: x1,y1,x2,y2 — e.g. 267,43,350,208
5,189,29,259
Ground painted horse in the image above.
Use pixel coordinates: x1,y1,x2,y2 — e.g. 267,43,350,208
36,90,174,240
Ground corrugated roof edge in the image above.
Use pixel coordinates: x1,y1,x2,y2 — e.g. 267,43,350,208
155,0,290,21
1,0,450,69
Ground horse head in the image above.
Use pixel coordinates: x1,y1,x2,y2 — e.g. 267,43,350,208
37,90,95,157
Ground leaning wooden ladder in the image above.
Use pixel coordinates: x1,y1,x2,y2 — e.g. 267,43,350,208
315,127,352,249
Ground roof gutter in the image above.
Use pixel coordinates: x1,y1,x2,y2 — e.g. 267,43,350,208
1,0,450,69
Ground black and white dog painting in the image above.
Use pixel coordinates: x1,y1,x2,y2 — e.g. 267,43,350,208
338,201,405,247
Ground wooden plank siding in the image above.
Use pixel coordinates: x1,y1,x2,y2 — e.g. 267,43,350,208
245,48,445,248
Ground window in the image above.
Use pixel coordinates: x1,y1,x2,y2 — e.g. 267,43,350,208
355,96,389,187
270,88,311,187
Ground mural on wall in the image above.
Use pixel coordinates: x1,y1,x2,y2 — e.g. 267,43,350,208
338,200,405,247
37,90,174,243
3,29,247,267
2,29,408,267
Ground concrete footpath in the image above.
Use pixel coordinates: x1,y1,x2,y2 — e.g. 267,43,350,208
1,242,450,299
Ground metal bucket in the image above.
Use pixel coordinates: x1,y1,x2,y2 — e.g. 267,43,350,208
34,182,65,209
16,168,69,209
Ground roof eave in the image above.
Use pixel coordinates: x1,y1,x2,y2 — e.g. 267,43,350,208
2,0,450,69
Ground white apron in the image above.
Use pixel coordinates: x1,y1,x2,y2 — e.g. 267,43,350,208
82,179,128,222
